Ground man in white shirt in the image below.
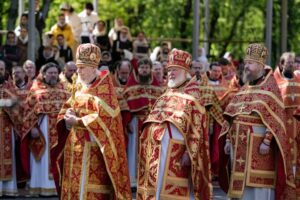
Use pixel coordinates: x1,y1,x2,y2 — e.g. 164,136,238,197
78,3,99,43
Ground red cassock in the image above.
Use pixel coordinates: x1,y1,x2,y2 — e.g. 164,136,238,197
219,70,296,200
191,75,224,175
123,71,164,136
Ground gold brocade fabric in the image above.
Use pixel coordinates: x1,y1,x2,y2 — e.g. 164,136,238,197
191,75,224,126
57,70,131,200
274,68,300,165
123,72,164,113
220,76,241,110
137,80,213,200
227,115,276,198
111,74,129,111
220,70,296,199
21,79,70,171
0,81,20,181
274,68,300,199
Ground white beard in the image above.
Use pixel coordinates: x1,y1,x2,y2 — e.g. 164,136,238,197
77,75,89,86
77,71,99,87
168,72,187,88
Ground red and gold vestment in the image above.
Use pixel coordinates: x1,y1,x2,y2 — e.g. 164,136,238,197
137,80,212,200
21,78,70,176
123,70,164,155
190,75,224,175
52,70,132,200
123,71,163,123
275,68,300,199
111,73,131,145
274,67,300,165
219,70,296,199
13,80,32,183
0,81,20,182
219,76,241,110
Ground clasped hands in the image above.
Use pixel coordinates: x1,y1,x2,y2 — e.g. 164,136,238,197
64,108,80,127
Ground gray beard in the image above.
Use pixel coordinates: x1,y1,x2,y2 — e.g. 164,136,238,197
242,69,264,84
46,79,58,86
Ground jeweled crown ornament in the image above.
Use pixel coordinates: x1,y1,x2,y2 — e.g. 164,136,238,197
76,43,101,68
244,43,268,66
166,48,192,71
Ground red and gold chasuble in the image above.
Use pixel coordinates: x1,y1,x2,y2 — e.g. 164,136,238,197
276,68,300,200
21,79,70,175
13,81,32,183
111,73,131,144
0,81,20,181
52,70,131,200
219,70,296,200
219,76,241,110
137,80,212,200
123,71,163,138
14,81,32,103
112,73,130,112
274,68,300,165
190,75,224,175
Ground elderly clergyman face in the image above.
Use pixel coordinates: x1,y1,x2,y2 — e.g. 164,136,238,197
167,67,189,88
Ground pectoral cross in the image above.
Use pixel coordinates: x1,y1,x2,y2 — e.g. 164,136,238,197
239,133,246,141
239,104,246,113
236,157,245,166
287,118,293,125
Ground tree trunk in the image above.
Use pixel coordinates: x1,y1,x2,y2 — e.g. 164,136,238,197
0,1,5,45
208,0,220,57
42,0,52,19
219,1,252,57
180,0,192,49
7,0,18,31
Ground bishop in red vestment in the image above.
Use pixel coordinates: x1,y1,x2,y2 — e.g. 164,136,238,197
51,43,131,200
219,44,296,200
137,49,212,200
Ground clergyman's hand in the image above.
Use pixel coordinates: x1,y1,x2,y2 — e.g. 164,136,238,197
224,140,231,155
30,127,40,138
64,108,78,127
259,142,270,155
